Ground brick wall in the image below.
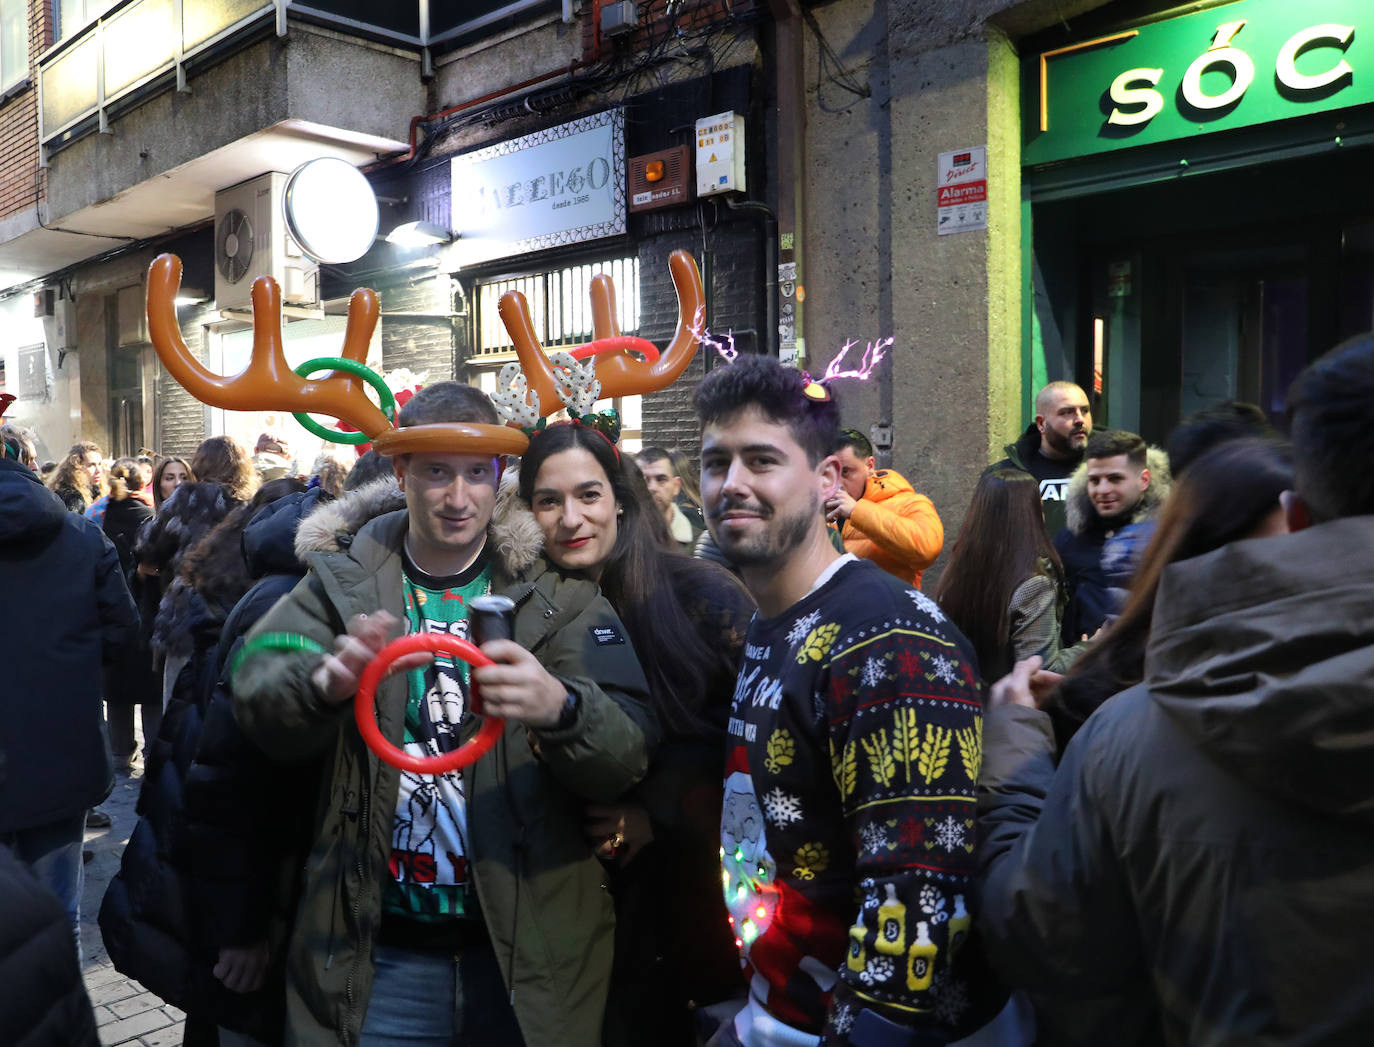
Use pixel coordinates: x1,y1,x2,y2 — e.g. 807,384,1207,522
637,216,761,463
156,309,211,456
379,274,458,382
0,0,52,222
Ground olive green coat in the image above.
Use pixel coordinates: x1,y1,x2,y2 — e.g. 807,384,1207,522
233,481,656,1047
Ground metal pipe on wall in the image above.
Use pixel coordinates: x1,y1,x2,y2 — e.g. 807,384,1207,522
725,198,779,358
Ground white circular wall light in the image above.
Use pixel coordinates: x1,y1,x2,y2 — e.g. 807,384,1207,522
283,157,380,264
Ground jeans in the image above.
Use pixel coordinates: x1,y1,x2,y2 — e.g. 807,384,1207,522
0,811,86,964
106,700,163,767
360,940,525,1046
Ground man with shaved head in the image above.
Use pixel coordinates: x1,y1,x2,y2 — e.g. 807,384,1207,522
987,381,1092,536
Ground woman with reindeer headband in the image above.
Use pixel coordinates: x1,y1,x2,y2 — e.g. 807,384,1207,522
140,250,706,1046
510,409,755,1047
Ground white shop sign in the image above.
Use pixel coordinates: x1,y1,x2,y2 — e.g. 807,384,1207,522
450,109,626,266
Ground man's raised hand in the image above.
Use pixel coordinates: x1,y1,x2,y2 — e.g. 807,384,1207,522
310,610,430,705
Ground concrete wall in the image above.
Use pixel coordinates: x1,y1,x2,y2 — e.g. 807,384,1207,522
799,0,1105,583
0,293,77,461
638,218,763,462
45,25,423,220
428,14,764,462
433,13,582,111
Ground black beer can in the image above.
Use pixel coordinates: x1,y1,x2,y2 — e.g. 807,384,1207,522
470,594,516,646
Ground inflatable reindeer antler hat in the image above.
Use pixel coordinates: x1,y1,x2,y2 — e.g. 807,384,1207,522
145,249,705,456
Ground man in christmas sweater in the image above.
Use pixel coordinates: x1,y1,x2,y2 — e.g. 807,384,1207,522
695,357,984,1047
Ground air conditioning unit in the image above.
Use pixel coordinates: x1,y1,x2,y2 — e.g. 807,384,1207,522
601,1,638,36
213,173,319,313
628,146,693,213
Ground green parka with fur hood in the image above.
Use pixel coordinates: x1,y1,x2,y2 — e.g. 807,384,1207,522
233,476,657,1047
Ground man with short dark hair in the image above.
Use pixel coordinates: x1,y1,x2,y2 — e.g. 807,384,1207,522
977,335,1374,1044
988,381,1092,536
1054,429,1169,642
637,446,702,553
826,429,943,590
234,380,655,1046
694,356,985,1047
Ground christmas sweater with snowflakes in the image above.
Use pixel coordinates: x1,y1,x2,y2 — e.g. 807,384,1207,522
722,556,982,1047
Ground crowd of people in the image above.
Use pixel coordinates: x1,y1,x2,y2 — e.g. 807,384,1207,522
0,329,1369,1047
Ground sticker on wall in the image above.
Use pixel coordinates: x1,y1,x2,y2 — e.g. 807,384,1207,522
17,344,54,402
936,147,988,236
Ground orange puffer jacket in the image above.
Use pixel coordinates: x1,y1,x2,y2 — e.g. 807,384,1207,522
841,469,944,589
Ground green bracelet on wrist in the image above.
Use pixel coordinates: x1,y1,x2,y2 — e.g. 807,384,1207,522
230,632,329,679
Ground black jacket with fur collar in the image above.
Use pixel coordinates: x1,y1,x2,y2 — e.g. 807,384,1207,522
1054,446,1171,643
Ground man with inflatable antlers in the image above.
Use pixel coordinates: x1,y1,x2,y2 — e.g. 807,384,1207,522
142,248,710,1045
233,380,655,1046
695,355,994,1047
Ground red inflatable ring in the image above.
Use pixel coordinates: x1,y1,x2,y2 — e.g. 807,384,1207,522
354,633,505,774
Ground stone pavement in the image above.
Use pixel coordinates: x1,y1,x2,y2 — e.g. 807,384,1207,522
82,750,188,1047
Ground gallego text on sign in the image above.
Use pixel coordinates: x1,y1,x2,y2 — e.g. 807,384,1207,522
1024,0,1369,166
450,109,626,266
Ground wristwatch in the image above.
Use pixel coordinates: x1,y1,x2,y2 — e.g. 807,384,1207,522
556,690,581,730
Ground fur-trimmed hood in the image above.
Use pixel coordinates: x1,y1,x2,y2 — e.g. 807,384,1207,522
291,470,545,577
293,477,404,558
1064,444,1172,535
491,468,544,576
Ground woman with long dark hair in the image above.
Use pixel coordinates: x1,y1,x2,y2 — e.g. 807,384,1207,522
936,468,1088,684
1045,437,1293,750
138,436,258,708
151,455,194,510
140,437,256,585
515,421,753,1046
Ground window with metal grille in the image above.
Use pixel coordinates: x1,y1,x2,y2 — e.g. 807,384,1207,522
475,256,640,357
473,256,644,451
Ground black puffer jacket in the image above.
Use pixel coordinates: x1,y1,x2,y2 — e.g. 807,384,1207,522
603,554,755,1047
52,481,95,514
100,489,327,1044
0,458,137,832
178,490,324,968
136,480,244,593
98,602,232,1029
102,493,159,708
103,492,154,575
0,837,99,1046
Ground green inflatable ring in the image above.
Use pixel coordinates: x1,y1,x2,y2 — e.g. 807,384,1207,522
291,357,396,444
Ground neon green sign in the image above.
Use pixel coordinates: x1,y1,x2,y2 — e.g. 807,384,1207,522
1024,0,1370,165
